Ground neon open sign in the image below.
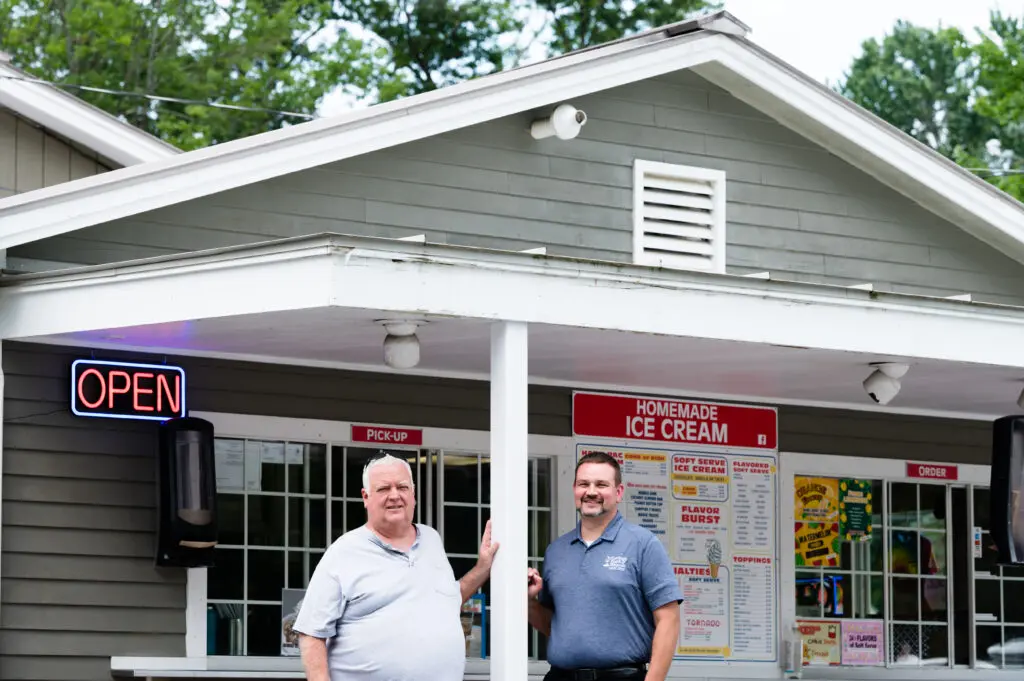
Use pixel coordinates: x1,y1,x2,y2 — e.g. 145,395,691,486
71,359,186,421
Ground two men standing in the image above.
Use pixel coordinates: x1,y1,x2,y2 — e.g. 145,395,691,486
295,450,680,681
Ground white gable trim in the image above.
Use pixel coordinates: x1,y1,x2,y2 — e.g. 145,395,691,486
0,62,179,166
692,43,1024,267
0,19,1024,266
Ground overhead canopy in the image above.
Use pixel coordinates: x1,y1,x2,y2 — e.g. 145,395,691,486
4,233,1024,419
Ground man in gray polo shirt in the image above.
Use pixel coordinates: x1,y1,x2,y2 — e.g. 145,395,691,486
528,451,682,681
293,453,498,681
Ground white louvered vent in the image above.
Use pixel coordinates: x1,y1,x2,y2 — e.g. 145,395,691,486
632,160,726,273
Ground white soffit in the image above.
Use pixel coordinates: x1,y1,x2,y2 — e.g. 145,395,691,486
0,17,1022,261
0,61,179,167
4,235,1024,374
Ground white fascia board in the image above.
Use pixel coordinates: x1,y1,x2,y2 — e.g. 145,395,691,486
5,236,1024,370
693,43,1024,264
0,240,338,337
0,32,726,250
0,64,179,166
331,249,1024,368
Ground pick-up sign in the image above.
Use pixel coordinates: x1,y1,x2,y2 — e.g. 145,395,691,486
351,425,423,446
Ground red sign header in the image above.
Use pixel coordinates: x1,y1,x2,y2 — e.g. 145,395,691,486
906,462,958,481
572,392,777,450
351,425,423,446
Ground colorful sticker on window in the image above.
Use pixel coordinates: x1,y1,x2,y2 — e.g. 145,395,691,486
839,479,873,541
794,477,840,523
795,522,840,567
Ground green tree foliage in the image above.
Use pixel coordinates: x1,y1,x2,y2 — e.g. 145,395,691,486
970,13,1024,199
837,12,1024,201
0,0,369,150
337,0,526,102
0,0,717,148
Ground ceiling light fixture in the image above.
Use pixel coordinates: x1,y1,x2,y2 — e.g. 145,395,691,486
862,362,909,406
378,320,423,370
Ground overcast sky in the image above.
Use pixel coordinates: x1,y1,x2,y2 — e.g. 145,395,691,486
318,0,1014,116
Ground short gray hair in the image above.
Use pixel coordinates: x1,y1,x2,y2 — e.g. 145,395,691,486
362,453,414,491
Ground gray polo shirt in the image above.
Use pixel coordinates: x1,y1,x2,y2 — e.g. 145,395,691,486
292,524,466,681
539,511,682,669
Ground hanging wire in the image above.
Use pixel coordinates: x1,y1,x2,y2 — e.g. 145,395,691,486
963,168,1024,175
0,73,317,120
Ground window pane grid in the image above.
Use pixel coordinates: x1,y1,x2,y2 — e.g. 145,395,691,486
210,437,555,660
208,438,330,656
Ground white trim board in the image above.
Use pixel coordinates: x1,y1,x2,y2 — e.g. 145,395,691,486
0,61,179,166
1,13,1024,267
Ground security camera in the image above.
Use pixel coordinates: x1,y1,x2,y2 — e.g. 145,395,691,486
862,363,909,405
530,103,588,140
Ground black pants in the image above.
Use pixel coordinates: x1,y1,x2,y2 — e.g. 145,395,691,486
544,665,647,681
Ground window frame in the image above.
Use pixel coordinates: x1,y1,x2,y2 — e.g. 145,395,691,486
779,451,1017,680
184,410,576,660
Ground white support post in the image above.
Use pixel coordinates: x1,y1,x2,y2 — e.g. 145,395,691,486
489,321,529,681
185,568,208,657
0,339,5,629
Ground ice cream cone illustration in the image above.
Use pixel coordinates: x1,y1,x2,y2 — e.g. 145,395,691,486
706,539,723,579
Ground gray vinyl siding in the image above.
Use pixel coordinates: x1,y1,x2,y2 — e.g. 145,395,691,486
0,108,110,200
11,70,1024,303
0,341,991,679
0,341,569,681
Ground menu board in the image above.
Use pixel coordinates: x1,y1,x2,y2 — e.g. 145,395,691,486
572,390,779,666
577,442,778,663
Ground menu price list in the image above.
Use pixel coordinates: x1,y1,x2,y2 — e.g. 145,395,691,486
627,487,669,545
730,556,775,660
731,458,775,552
676,565,730,656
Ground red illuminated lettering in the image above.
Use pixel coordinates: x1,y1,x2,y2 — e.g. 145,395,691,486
77,369,106,408
157,374,180,414
108,371,131,408
132,372,154,412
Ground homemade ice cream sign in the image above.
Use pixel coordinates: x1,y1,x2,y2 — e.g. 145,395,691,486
572,391,779,665
70,359,186,421
572,391,777,449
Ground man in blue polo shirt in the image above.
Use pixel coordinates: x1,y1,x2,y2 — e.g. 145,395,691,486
528,451,682,681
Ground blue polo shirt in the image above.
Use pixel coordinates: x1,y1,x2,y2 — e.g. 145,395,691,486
538,512,682,669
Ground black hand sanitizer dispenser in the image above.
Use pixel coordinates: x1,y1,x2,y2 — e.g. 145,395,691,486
156,416,218,567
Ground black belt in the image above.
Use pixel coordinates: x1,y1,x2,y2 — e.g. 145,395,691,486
548,663,647,680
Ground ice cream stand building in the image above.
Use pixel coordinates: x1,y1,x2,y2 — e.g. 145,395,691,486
2,10,1024,681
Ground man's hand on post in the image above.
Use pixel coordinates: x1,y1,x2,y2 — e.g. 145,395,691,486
459,519,500,602
475,519,499,572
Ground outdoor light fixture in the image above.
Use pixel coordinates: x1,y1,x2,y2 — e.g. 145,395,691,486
862,362,909,405
379,320,422,370
530,103,588,140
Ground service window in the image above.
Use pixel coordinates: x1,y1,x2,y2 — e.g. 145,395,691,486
205,431,555,660
783,453,1021,672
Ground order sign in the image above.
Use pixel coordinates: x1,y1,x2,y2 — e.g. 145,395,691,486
572,392,778,450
